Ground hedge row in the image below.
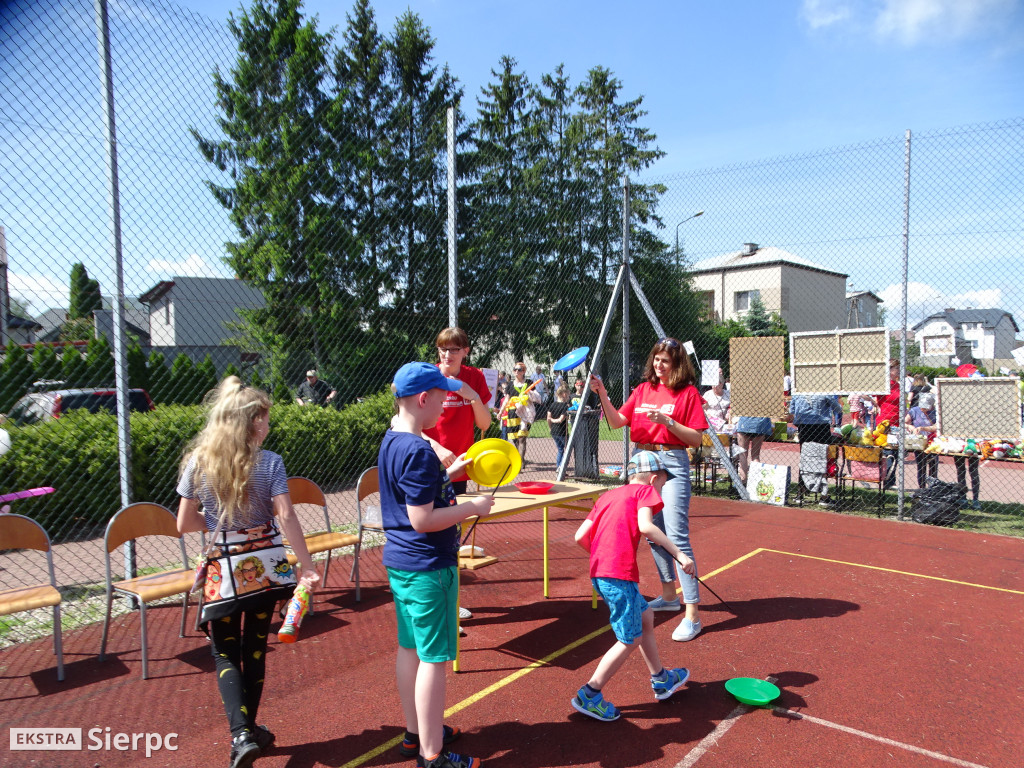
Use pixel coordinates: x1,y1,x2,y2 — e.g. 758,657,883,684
0,391,394,539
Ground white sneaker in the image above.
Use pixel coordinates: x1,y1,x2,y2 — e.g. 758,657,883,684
458,606,473,620
647,596,681,612
672,617,702,642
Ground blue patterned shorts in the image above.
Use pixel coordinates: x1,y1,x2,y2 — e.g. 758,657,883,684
593,577,648,645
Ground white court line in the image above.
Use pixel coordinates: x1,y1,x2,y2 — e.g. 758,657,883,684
673,702,750,768
769,707,991,768
673,703,992,768
676,675,991,768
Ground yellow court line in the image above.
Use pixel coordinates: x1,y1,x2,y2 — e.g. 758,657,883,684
339,551,761,768
761,548,1024,595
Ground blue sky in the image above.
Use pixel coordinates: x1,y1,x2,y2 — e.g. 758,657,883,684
2,0,1022,331
167,0,1024,174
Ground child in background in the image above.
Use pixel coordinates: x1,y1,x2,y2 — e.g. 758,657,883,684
571,451,694,721
547,386,571,469
379,362,495,768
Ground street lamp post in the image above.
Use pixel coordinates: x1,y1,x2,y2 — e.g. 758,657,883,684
675,210,704,267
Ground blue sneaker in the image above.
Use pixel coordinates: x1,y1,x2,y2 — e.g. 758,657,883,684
652,667,690,700
646,595,681,612
571,686,620,721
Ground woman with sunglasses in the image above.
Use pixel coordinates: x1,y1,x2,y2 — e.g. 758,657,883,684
422,327,492,495
591,338,708,642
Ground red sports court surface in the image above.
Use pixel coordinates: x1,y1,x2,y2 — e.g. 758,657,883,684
2,497,1023,768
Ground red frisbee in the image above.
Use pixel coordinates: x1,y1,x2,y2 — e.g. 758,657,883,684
514,481,554,495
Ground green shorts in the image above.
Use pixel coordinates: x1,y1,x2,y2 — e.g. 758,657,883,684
386,566,459,663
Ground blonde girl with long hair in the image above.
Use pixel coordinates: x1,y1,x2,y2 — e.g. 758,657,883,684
177,376,318,768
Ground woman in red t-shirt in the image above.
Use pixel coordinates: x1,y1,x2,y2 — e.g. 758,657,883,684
591,337,709,642
422,327,492,495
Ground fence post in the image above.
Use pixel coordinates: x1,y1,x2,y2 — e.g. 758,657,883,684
621,176,631,471
94,0,135,582
447,105,458,328
897,129,912,520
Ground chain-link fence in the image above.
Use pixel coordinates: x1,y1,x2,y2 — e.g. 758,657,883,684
1,0,1022,646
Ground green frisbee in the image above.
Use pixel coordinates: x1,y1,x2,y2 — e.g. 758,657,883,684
725,677,781,706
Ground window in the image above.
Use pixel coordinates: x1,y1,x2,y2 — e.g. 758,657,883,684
697,291,715,318
923,336,952,354
970,340,979,350
164,300,170,325
734,290,759,312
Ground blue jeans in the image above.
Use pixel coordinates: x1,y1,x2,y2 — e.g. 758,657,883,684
645,447,700,604
553,435,566,468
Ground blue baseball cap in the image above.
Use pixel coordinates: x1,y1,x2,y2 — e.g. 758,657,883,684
393,362,464,398
627,450,667,476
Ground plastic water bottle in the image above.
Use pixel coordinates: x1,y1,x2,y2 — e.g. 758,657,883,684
278,584,311,643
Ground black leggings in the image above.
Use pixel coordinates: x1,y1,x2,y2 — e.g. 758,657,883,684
209,604,274,737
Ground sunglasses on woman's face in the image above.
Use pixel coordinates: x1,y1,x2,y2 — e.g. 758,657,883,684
658,338,680,349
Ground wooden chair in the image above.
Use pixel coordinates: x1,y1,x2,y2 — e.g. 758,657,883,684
352,467,383,602
285,477,359,592
0,514,64,681
99,503,193,680
796,443,839,506
838,444,886,516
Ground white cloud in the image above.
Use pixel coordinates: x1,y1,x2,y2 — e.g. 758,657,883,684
877,281,1005,325
8,272,67,313
147,253,227,279
801,0,853,29
874,0,1018,45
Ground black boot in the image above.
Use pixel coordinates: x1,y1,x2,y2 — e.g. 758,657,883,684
229,730,260,768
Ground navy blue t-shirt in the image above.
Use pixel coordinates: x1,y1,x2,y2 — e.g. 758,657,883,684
378,430,459,571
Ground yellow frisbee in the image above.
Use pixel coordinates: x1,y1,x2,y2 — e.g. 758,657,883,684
465,439,522,488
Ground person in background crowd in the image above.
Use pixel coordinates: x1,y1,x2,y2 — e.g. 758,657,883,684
295,369,336,407
502,363,541,462
905,392,938,488
909,374,932,409
547,386,571,470
701,371,730,430
570,375,601,479
734,416,773,485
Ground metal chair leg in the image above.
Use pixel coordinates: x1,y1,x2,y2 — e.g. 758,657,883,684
179,593,189,638
139,603,149,680
53,603,65,682
99,591,114,661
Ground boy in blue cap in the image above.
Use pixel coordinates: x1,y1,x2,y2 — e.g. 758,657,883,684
571,450,694,721
380,362,496,768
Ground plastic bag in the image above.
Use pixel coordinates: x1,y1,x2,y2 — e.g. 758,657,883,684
910,477,961,526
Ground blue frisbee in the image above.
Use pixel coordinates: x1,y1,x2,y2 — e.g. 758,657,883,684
554,346,590,372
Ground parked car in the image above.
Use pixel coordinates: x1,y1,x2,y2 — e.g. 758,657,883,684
3,388,155,426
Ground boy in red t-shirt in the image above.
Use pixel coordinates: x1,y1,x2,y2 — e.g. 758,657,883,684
571,451,695,722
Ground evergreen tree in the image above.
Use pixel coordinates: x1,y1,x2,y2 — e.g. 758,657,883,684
386,10,457,318
575,67,665,288
193,0,342,367
224,362,241,381
83,335,114,386
746,296,772,336
197,355,219,398
0,341,33,412
31,344,60,383
61,345,87,389
463,56,541,362
68,263,103,320
332,0,394,312
170,353,200,405
146,351,171,404
127,341,149,392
